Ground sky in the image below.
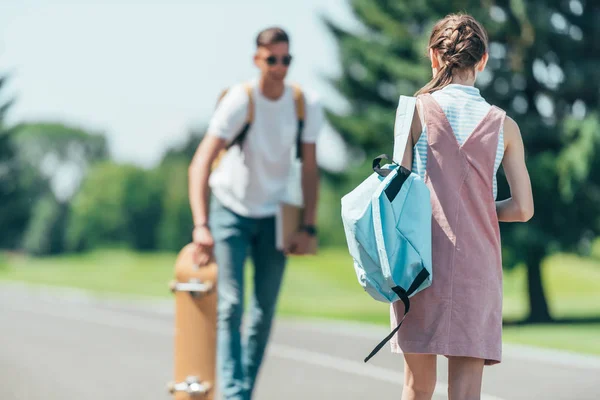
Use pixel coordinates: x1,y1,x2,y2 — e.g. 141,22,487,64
0,0,360,171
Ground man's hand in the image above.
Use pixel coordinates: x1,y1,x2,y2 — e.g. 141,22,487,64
285,231,317,256
192,225,214,266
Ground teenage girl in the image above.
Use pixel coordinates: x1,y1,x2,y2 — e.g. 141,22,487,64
391,13,534,400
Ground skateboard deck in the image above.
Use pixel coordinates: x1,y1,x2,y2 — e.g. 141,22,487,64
168,243,218,399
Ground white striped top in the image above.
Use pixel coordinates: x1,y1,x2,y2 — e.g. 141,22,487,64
412,84,505,199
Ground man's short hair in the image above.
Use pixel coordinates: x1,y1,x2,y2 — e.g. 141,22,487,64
256,27,289,48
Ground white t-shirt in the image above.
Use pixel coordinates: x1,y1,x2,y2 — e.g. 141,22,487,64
207,80,324,217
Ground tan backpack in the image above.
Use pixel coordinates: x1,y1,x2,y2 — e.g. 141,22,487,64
211,82,306,170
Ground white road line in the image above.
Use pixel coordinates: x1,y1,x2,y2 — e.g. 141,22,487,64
4,302,507,400
3,282,600,370
270,344,506,400
280,318,600,370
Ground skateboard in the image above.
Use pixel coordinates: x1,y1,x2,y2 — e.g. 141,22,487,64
167,243,218,399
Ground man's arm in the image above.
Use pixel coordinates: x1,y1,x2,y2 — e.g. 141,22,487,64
301,143,319,226
188,84,247,226
286,91,323,255
187,85,248,264
299,92,324,228
188,136,226,227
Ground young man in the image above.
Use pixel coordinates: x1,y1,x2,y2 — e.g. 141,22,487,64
188,27,323,400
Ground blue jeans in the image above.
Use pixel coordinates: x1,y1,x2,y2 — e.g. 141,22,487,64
210,198,287,400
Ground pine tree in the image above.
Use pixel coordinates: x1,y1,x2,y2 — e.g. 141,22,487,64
326,0,600,322
0,75,31,249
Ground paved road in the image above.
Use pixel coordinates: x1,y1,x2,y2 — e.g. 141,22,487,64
1,283,599,400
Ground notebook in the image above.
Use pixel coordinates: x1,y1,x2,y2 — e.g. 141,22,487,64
275,202,317,255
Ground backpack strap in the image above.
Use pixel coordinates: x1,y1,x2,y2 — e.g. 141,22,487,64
292,84,306,160
215,83,254,150
393,96,418,165
363,268,430,363
226,82,254,149
210,83,253,171
216,82,303,154
216,87,229,104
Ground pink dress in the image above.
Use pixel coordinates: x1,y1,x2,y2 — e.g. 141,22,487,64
390,93,506,365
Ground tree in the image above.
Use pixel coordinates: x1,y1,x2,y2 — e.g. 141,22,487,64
11,122,109,254
12,122,108,202
66,162,163,252
65,162,131,251
21,193,68,256
155,159,194,251
325,0,600,322
160,127,203,166
153,129,201,251
0,75,36,249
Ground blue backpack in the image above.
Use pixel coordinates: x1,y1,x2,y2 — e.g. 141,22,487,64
341,95,433,362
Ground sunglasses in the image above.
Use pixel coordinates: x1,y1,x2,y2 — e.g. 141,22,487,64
264,54,293,66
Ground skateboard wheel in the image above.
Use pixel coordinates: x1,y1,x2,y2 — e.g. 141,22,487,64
189,381,211,396
167,381,176,394
170,280,213,296
167,377,211,396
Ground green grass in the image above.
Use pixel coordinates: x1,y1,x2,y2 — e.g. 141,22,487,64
0,249,174,298
503,324,600,356
2,247,600,355
502,253,600,321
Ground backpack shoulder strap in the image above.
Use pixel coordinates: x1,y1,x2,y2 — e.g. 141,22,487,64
216,82,254,149
216,82,254,121
211,83,254,170
242,82,254,124
216,87,229,104
292,84,306,122
393,95,418,165
292,83,306,160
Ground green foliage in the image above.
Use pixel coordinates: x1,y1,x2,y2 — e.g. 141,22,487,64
12,122,108,169
66,162,162,252
21,193,68,256
62,127,200,254
482,0,600,263
11,122,108,201
4,122,110,254
160,129,202,167
155,160,193,251
316,177,349,247
153,129,202,251
66,162,130,251
0,75,35,249
123,167,164,251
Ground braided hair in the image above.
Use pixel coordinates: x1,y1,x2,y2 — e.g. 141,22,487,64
416,14,489,96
